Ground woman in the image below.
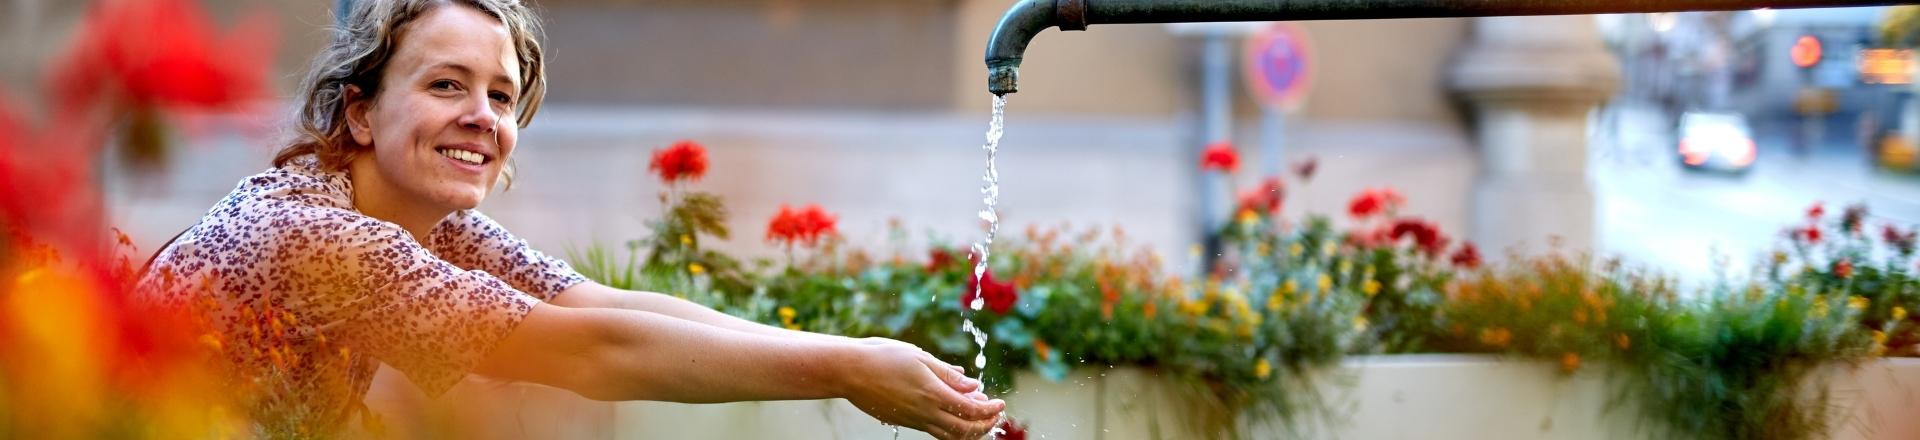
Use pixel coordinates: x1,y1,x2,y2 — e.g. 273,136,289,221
135,0,1004,438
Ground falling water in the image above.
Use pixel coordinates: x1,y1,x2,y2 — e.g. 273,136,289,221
966,94,1009,438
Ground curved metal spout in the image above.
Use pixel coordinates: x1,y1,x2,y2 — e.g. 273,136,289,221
985,0,1910,95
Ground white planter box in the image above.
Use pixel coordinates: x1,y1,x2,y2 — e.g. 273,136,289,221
365,356,1920,439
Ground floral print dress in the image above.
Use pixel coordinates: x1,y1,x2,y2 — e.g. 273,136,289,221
136,155,587,436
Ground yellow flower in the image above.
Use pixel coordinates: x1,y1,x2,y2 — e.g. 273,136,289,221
1255,242,1272,257
1181,299,1210,316
1895,306,1909,322
1322,242,1336,257
680,234,693,245
1288,243,1304,258
1189,244,1203,258
778,306,798,329
1266,293,1284,312
1237,209,1260,227
1361,279,1381,297
1316,274,1332,294
688,263,707,275
1353,316,1370,332
1281,279,1299,296
1812,300,1830,319
1849,296,1869,312
1338,260,1353,277
1254,358,1272,380
1873,330,1889,345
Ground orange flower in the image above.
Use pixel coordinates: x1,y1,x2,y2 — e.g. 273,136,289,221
1615,333,1632,351
1478,327,1512,347
1033,339,1052,362
1199,141,1239,173
1560,352,1581,373
648,140,709,183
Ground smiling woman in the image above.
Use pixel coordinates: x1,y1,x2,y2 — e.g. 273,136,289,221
135,1,1003,439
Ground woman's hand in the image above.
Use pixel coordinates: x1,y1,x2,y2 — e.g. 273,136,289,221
842,338,1005,440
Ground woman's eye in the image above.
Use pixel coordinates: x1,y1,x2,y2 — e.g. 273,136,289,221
431,80,459,91
489,91,512,104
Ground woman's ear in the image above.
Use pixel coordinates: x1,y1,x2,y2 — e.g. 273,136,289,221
344,84,374,147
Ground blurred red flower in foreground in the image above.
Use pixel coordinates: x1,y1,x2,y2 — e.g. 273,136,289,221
1348,187,1405,219
1200,141,1239,173
1807,202,1825,220
925,247,955,273
51,0,275,115
963,270,1019,314
649,140,709,183
766,204,838,248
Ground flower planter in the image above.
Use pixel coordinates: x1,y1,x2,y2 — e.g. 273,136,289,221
603,355,1920,439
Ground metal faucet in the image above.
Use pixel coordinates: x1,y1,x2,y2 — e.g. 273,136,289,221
986,0,1909,95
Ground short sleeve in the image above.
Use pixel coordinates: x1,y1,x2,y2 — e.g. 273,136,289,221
286,209,541,397
427,210,589,301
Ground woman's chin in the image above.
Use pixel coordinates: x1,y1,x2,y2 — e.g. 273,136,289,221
432,187,489,211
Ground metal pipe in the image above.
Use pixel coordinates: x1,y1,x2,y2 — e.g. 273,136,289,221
986,0,1911,95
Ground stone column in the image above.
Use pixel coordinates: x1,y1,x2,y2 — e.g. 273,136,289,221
1449,16,1619,256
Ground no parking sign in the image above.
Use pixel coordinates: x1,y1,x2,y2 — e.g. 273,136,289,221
1242,23,1314,112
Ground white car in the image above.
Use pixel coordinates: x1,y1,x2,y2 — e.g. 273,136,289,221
1676,112,1757,172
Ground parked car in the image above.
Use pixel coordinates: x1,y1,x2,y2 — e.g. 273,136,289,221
1676,112,1757,172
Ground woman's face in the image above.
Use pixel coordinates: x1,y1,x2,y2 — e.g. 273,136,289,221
348,5,520,212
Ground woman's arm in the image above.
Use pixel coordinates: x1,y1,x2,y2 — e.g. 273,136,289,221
549,281,851,343
475,303,1004,440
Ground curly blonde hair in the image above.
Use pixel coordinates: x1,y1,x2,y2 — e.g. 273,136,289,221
273,0,546,186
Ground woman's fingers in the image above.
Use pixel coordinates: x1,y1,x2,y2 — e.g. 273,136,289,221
923,355,983,394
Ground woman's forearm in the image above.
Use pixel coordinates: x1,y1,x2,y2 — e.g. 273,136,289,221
562,306,862,402
555,282,851,343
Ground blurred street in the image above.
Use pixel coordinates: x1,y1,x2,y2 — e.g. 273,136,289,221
1595,99,1920,281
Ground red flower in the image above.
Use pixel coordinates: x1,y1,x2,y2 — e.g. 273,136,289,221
1834,258,1854,279
963,270,1019,314
1450,242,1483,269
995,417,1028,440
1841,204,1868,234
1199,141,1239,173
1292,156,1318,182
925,247,955,273
1236,177,1285,214
649,140,709,183
1807,202,1825,220
1347,187,1406,219
766,204,838,248
1389,218,1449,256
1883,224,1917,256
51,0,275,115
1797,225,1823,245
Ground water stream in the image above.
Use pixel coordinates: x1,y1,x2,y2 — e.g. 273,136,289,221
966,94,1009,438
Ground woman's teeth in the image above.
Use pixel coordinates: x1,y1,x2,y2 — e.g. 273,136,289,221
438,148,485,164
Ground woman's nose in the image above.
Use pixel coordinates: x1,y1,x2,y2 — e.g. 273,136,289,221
458,94,500,133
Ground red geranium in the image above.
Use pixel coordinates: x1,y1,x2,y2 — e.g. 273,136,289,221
1389,218,1449,256
963,270,1019,314
1200,141,1239,173
1797,225,1823,245
1236,177,1285,214
925,247,955,273
1834,258,1854,279
1348,187,1406,219
649,140,709,183
1292,156,1318,182
1807,202,1825,220
766,204,837,248
1450,242,1483,269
